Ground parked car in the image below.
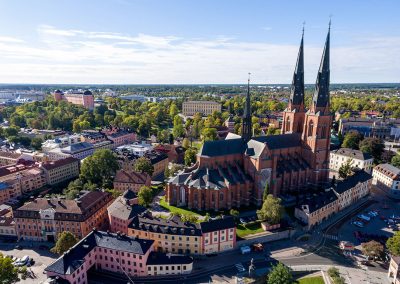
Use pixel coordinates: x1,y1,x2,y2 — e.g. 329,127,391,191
240,245,251,254
15,245,23,250
357,214,371,222
353,221,364,228
239,218,246,225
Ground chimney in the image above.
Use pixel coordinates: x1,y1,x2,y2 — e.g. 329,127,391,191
76,200,82,207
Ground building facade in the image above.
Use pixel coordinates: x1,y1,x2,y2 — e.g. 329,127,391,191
14,191,113,242
182,101,221,116
53,90,94,110
372,163,400,198
113,170,151,193
330,148,373,173
41,157,80,185
47,142,94,161
45,230,193,284
128,214,236,255
388,256,400,284
167,28,332,210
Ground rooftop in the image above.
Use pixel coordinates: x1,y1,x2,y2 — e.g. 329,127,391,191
200,138,245,157
41,157,79,171
374,163,400,180
107,196,146,221
331,148,373,161
61,142,93,154
114,169,149,185
298,190,338,214
199,216,235,233
146,252,193,265
335,170,372,194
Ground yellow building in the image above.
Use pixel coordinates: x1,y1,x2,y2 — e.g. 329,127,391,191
182,101,221,116
40,157,80,185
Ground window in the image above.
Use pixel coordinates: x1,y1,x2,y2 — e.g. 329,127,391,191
308,121,314,137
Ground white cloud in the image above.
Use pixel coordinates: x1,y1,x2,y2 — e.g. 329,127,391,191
262,27,272,31
0,36,25,43
0,25,398,84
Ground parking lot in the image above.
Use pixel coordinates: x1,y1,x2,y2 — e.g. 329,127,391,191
0,240,57,283
337,199,400,246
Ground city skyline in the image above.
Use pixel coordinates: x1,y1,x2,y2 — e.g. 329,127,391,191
0,0,399,84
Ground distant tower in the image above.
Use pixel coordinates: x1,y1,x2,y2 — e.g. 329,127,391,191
53,89,63,102
302,21,332,187
242,74,252,142
282,26,305,134
82,90,95,110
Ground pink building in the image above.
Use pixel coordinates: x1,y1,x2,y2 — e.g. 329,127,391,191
107,190,146,234
103,128,137,148
45,230,193,283
54,90,94,110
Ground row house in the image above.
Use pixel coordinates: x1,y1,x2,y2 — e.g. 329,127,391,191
128,213,236,255
372,163,400,198
330,148,374,174
113,169,151,193
295,170,372,229
14,190,113,242
45,230,193,284
40,157,80,185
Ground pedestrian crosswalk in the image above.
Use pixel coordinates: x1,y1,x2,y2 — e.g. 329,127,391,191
324,234,338,240
235,263,245,273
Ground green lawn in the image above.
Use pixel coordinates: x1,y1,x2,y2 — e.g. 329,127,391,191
236,221,264,238
159,197,201,217
297,276,324,284
192,141,203,150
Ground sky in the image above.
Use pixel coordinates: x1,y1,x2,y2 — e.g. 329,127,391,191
0,0,399,84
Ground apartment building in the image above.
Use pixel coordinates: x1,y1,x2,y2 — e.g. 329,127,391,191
372,163,400,198
330,148,374,173
128,213,236,255
107,191,146,234
0,204,16,238
14,191,113,242
117,151,169,178
388,256,400,284
113,170,151,193
0,182,21,205
182,101,221,116
40,157,80,185
103,128,136,148
45,230,193,284
0,151,21,166
295,170,372,229
47,142,94,161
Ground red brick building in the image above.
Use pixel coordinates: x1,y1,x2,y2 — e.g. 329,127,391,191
166,28,332,210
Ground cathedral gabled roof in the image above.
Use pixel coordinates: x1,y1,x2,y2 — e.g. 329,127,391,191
312,22,330,112
200,138,245,157
251,133,301,150
290,29,305,107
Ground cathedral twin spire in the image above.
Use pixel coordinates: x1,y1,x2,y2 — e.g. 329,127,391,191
288,21,331,114
242,73,252,142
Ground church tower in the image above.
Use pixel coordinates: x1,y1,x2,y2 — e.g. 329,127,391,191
302,22,332,187
282,28,305,134
242,75,252,142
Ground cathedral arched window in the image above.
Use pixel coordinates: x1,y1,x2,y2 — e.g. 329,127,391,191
297,121,303,133
220,193,224,201
286,117,291,132
308,121,314,137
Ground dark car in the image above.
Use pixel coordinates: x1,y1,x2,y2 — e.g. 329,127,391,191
15,245,23,250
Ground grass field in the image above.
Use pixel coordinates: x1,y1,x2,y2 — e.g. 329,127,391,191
159,196,201,217
236,221,264,238
297,276,324,284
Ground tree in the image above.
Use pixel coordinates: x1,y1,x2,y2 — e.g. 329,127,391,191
80,149,119,187
51,231,78,255
184,148,197,166
266,126,280,136
257,194,283,225
30,137,43,150
230,209,239,219
182,138,190,149
0,253,19,284
338,159,354,179
169,103,179,119
201,127,217,142
3,127,19,138
359,137,385,162
361,240,384,260
267,263,293,284
134,157,154,176
263,183,269,201
386,232,400,256
342,131,363,149
138,186,153,207
173,115,184,138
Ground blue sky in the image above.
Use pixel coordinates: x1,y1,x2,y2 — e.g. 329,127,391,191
0,0,399,84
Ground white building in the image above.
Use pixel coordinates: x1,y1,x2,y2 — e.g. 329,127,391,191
116,142,153,157
330,148,374,173
372,163,400,198
47,142,94,161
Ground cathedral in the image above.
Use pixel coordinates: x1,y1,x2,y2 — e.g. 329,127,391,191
166,26,332,211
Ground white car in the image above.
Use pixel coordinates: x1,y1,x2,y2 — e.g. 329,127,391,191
353,221,364,228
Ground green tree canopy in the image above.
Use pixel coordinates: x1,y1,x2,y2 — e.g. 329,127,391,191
0,253,19,284
338,159,354,179
267,263,293,284
182,137,190,149
138,186,154,207
30,137,43,150
359,137,385,162
184,148,197,166
134,157,154,176
51,231,78,255
342,131,363,149
173,115,185,138
80,149,119,187
257,194,283,225
201,127,218,142
387,231,400,256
